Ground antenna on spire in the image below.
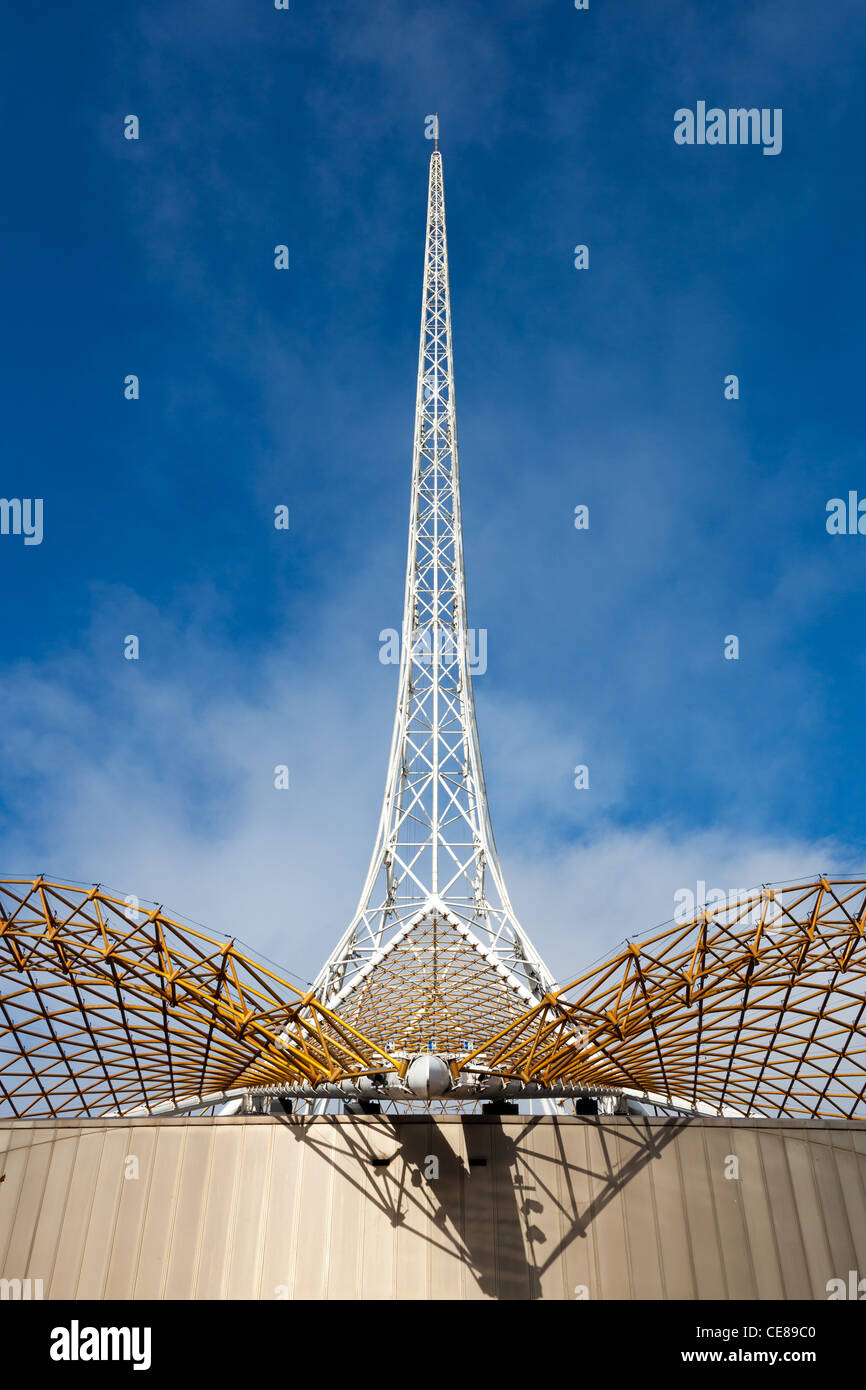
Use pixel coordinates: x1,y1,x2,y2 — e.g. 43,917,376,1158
434,113,439,151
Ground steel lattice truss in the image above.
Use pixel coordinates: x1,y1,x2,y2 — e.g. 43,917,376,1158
1,876,865,1118
467,878,866,1119
315,147,552,1005
0,879,393,1118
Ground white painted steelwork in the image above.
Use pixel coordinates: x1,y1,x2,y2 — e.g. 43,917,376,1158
315,145,553,1006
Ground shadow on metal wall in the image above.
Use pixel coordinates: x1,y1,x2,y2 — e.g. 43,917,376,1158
274,1113,688,1299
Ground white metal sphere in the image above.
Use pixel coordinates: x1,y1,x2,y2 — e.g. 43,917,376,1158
405,1053,452,1099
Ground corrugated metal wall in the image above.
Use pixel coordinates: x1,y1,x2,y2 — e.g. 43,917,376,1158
1,1116,863,1300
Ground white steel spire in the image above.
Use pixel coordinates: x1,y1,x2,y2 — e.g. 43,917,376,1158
315,146,553,1032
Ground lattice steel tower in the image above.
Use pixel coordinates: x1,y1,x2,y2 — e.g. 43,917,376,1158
2,144,864,1121
314,141,554,1047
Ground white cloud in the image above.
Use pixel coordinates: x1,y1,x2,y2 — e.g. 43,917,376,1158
504,822,854,984
0,580,855,996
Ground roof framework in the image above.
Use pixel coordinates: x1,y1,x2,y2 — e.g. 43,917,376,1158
471,877,866,1119
0,878,391,1119
1,875,864,1119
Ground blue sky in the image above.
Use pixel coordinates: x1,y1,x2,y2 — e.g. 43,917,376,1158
1,0,864,984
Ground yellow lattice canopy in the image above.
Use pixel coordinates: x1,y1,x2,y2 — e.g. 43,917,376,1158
1,876,864,1119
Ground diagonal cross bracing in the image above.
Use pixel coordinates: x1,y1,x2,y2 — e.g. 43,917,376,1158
314,148,553,1011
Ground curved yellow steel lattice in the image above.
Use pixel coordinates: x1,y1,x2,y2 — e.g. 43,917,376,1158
464,877,866,1118
1,876,865,1119
0,878,395,1118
